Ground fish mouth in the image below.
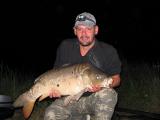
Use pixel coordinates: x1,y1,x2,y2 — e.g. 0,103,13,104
101,78,113,88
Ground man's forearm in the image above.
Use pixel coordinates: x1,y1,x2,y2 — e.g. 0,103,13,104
110,74,121,88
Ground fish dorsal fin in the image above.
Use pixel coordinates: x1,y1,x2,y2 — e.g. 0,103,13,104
38,94,48,101
62,63,70,67
22,101,35,119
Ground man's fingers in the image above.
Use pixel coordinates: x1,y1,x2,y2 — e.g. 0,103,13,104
49,90,61,98
88,85,101,92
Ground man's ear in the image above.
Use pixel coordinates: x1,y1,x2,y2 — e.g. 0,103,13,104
95,25,99,35
73,27,77,35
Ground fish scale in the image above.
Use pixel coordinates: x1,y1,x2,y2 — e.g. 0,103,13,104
13,63,113,119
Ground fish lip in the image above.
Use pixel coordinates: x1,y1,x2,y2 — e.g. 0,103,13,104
102,78,113,88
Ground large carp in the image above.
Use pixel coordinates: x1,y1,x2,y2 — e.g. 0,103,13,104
13,63,113,119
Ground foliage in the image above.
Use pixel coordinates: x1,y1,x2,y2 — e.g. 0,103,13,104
117,60,160,114
0,60,160,119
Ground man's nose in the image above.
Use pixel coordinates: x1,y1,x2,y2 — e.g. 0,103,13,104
81,29,87,35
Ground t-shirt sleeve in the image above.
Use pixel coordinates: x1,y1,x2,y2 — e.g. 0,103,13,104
54,40,67,68
54,45,61,68
103,48,121,75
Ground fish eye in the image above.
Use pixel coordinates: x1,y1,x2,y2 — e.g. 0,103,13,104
96,75,101,79
57,84,59,87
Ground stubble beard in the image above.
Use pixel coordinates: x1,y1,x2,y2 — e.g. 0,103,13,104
79,36,94,47
79,41,93,46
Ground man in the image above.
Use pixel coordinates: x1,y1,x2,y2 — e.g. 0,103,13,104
44,12,121,120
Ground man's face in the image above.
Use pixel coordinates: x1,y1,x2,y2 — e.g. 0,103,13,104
74,25,98,46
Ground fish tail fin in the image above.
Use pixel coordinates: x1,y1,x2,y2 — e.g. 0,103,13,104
22,101,35,119
13,93,36,119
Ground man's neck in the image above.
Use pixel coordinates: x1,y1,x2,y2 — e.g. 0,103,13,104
80,41,95,56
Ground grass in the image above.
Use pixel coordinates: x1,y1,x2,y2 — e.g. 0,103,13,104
0,62,34,99
117,60,160,114
0,62,51,120
0,60,160,119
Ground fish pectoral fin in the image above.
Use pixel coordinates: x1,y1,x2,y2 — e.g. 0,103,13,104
22,101,35,119
64,89,86,106
73,89,86,101
64,95,75,106
38,94,48,101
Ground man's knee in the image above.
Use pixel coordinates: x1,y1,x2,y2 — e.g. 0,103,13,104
95,88,117,104
44,106,56,120
93,88,118,120
44,103,71,120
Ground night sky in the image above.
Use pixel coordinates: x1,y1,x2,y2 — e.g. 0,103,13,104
1,0,160,73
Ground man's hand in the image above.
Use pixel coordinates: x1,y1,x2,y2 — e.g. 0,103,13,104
87,85,101,92
49,89,61,98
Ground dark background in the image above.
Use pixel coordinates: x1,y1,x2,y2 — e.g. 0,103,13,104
1,0,160,73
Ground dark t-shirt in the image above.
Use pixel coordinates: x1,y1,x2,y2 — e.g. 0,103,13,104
54,38,121,76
